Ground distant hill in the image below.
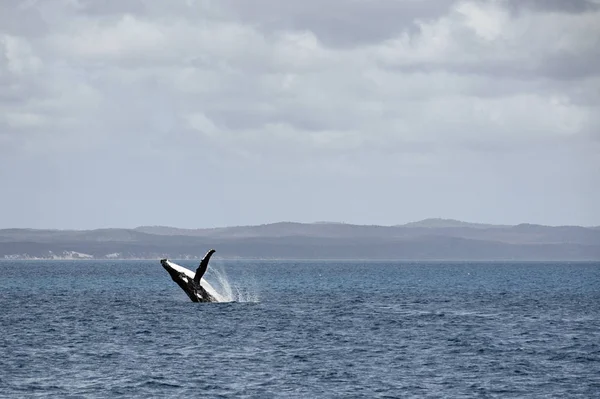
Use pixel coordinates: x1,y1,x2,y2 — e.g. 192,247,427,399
1,220,599,260
401,218,507,229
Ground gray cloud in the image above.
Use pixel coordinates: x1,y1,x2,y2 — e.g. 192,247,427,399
220,0,457,47
72,0,148,16
506,0,600,14
0,1,48,38
0,0,599,228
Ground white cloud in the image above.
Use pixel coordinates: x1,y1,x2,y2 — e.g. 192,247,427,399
1,34,42,74
375,1,600,78
186,112,219,137
4,111,47,128
61,14,166,59
456,1,508,41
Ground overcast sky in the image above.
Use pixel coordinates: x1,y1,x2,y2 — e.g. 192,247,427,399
1,0,599,229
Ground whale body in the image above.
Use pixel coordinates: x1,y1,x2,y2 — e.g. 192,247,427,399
160,249,225,302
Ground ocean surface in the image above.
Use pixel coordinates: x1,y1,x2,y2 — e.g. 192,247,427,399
1,260,599,398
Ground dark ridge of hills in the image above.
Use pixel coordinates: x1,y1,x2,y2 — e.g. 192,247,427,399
401,218,507,229
1,220,599,260
135,219,505,236
133,222,600,245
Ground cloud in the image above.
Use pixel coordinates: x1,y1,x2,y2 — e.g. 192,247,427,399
218,0,457,48
375,1,600,79
0,0,598,228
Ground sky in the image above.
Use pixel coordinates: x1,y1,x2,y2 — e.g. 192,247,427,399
1,0,599,229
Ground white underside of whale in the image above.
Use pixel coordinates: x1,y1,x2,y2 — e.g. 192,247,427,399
163,259,226,302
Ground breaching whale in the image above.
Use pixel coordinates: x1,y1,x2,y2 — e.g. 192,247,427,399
160,249,225,302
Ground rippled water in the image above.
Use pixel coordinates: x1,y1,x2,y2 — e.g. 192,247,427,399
1,260,599,398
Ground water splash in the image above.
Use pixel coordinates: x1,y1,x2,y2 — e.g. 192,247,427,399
204,262,259,303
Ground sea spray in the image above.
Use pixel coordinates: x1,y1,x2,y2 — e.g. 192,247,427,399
205,260,259,303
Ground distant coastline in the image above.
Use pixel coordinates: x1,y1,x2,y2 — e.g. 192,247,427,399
1,219,599,261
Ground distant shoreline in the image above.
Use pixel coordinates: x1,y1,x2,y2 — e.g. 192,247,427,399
2,220,599,261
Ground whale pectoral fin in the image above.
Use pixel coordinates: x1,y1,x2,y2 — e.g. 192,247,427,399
193,249,216,284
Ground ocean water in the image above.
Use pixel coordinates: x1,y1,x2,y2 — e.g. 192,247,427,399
1,260,599,398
